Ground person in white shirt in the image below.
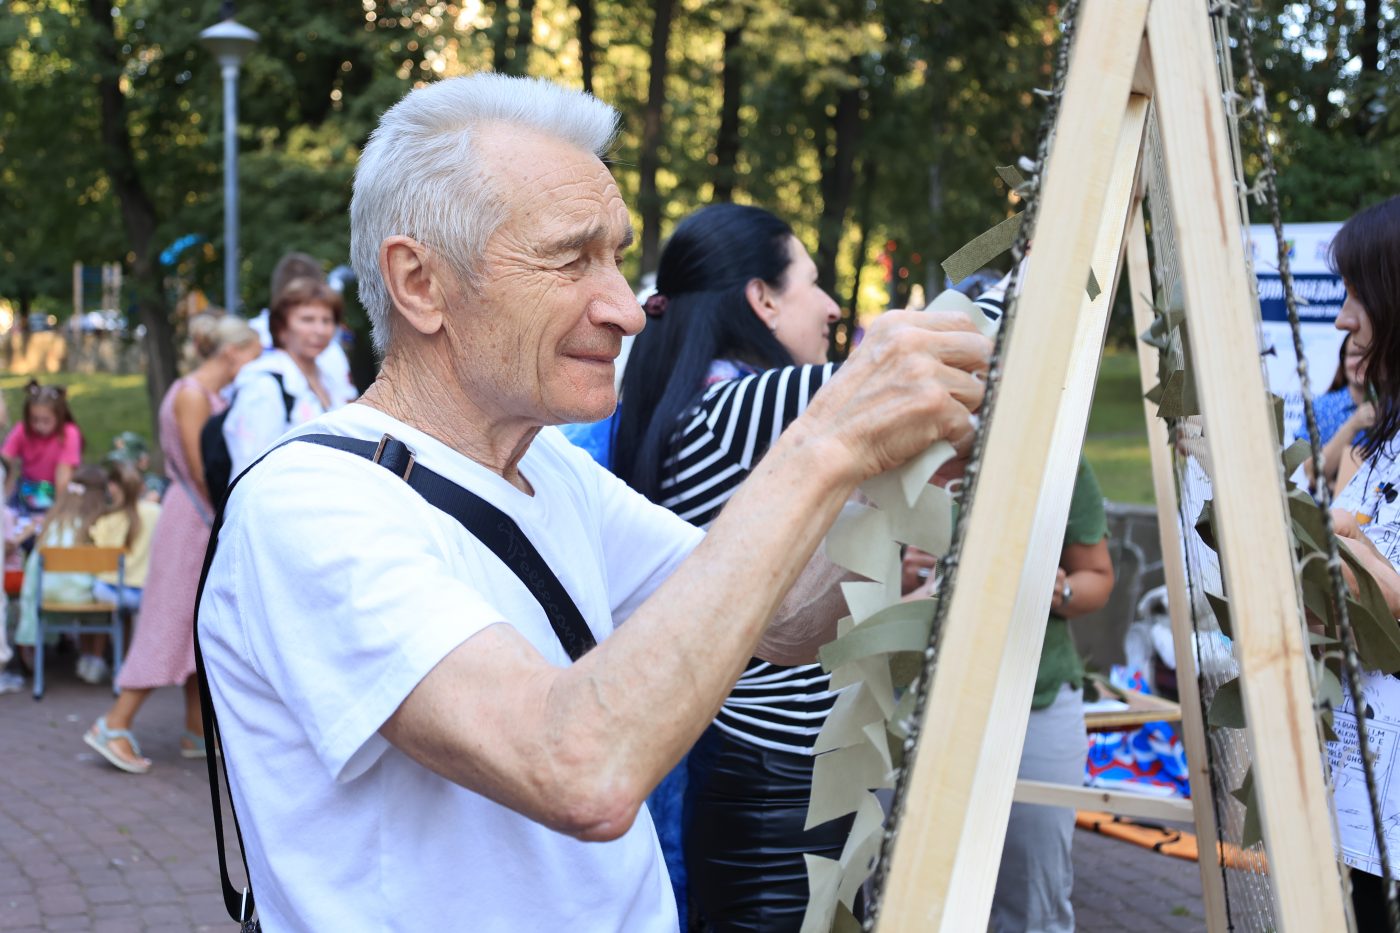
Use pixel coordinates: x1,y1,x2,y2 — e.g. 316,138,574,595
250,252,358,401
198,73,989,931
223,277,358,477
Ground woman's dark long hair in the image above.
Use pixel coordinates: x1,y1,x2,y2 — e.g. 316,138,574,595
1331,195,1400,458
612,204,798,502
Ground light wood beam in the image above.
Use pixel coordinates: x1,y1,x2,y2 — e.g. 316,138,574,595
1125,199,1231,930
877,2,1150,927
1147,2,1346,928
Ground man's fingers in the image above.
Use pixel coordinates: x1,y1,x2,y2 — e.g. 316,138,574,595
924,331,993,377
930,396,977,457
932,362,986,412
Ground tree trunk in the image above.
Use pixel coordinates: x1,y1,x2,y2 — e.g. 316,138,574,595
815,65,862,300
1353,0,1382,136
830,157,876,361
711,25,744,202
87,0,177,441
637,0,675,277
490,0,513,74
576,0,596,94
512,0,536,75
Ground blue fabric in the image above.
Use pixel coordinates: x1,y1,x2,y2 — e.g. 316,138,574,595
92,580,142,612
1296,387,1363,447
646,758,689,921
1084,667,1189,797
559,412,688,916
557,416,615,470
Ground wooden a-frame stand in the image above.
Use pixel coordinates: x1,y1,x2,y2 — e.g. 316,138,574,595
876,2,1346,930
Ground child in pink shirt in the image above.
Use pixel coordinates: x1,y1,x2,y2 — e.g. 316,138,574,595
2,382,82,513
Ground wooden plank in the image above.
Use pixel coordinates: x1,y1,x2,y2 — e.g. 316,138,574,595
1013,779,1195,823
1147,3,1347,929
876,3,1150,926
1125,198,1231,930
1084,686,1182,734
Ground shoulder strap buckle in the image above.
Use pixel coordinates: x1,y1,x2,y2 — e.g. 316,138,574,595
372,433,416,481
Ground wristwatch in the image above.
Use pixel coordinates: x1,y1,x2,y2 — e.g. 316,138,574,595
1060,579,1073,609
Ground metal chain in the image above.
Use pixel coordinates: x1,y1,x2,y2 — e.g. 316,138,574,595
1230,4,1400,927
860,0,1081,924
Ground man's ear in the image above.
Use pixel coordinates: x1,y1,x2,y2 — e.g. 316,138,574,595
381,236,447,337
744,278,777,330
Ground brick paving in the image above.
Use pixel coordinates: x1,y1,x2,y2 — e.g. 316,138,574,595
1073,829,1206,932
0,663,239,933
2,660,1207,932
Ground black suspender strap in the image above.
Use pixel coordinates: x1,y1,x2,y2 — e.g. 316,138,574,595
193,432,597,927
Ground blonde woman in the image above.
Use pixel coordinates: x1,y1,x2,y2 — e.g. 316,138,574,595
86,316,261,773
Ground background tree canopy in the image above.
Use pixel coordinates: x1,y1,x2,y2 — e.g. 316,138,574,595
2,0,1396,413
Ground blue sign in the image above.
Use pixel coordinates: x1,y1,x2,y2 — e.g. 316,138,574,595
1256,272,1345,324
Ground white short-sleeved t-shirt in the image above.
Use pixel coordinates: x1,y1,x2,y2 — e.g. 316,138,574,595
223,350,359,479
198,403,703,932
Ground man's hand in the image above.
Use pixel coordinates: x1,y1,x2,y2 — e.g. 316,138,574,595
796,310,991,486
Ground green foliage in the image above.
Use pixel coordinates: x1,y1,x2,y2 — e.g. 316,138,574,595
1241,1,1400,221
0,0,1392,339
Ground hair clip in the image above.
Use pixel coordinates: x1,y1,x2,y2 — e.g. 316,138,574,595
642,293,669,319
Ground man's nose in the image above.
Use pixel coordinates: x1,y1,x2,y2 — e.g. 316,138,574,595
592,276,647,336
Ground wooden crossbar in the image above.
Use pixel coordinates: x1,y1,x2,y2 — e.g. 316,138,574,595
40,546,123,575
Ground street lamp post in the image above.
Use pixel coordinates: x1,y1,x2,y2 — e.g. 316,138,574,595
199,18,258,315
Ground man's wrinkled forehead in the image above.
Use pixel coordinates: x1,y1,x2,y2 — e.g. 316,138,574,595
474,122,627,227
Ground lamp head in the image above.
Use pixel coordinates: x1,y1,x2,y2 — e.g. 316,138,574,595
199,19,259,68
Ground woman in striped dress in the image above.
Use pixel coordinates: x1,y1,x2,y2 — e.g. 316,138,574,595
613,204,852,931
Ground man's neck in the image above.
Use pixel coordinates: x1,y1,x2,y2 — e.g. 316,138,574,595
359,353,539,493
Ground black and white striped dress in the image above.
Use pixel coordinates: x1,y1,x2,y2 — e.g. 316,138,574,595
660,360,839,755
658,289,1007,755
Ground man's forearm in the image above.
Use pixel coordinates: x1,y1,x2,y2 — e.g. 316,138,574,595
554,424,858,812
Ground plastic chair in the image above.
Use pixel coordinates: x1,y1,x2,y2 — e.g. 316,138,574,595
32,546,125,700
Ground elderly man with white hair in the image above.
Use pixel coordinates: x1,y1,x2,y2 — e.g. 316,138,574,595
197,73,988,931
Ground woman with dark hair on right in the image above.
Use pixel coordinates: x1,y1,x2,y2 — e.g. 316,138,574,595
615,203,1004,929
613,203,850,931
1312,195,1400,930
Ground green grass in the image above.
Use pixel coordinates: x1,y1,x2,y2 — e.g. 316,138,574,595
0,372,154,464
1084,351,1154,505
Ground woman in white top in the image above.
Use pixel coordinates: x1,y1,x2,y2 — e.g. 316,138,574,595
224,276,357,477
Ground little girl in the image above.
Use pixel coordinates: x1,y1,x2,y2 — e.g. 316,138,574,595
88,460,160,617
2,382,82,514
13,465,112,679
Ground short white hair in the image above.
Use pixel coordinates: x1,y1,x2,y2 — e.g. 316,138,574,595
350,74,620,355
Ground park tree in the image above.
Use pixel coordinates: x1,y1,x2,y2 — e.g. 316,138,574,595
1242,0,1400,220
2,0,1391,421
0,2,125,324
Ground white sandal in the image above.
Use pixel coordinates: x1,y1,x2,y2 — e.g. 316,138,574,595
84,716,151,775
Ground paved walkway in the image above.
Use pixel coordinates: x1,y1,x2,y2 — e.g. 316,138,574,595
2,663,1207,932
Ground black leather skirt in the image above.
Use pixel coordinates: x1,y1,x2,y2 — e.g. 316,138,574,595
684,724,856,932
